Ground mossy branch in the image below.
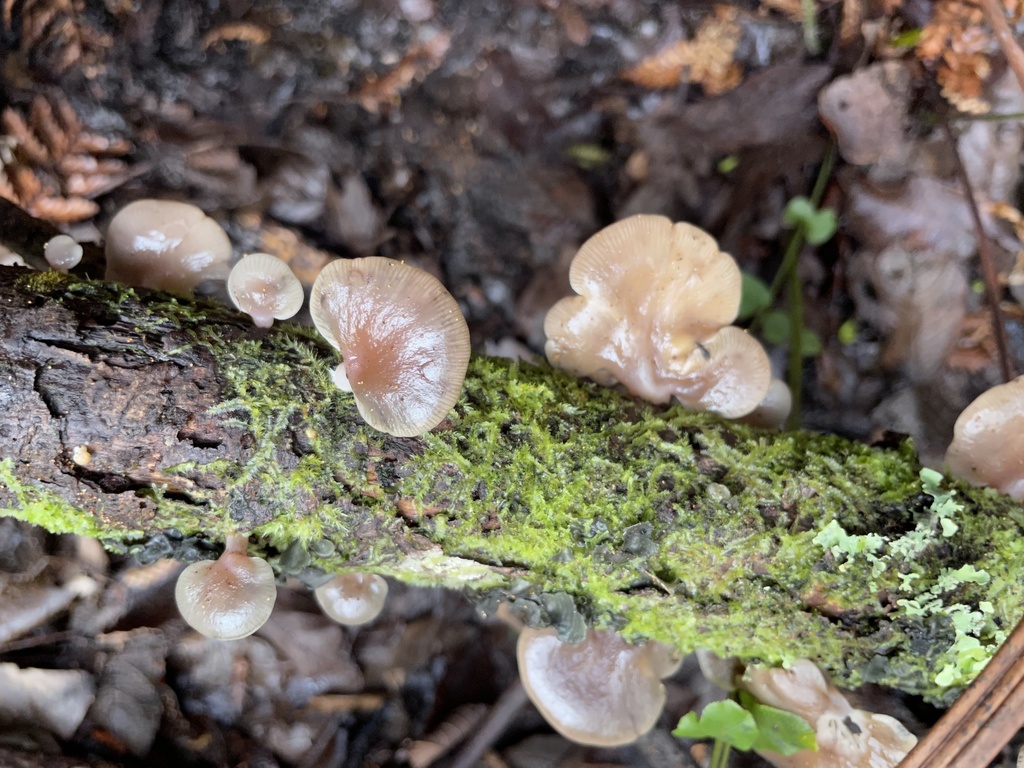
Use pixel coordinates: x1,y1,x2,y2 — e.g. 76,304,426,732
1,267,1022,705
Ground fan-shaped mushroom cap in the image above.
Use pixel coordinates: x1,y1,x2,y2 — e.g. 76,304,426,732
44,235,83,272
310,256,471,437
516,627,676,747
227,252,304,328
743,660,915,768
544,215,771,418
313,572,388,626
175,534,277,641
105,199,232,293
945,376,1024,499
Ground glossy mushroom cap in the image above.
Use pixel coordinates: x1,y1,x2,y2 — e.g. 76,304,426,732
544,215,771,419
517,627,676,747
313,572,388,626
227,253,304,328
175,534,277,641
945,376,1024,499
310,256,471,437
742,660,916,768
105,199,232,294
44,235,83,272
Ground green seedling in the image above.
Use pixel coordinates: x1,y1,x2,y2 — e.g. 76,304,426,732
673,692,817,768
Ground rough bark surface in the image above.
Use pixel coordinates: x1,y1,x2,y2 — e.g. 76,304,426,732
1,265,1023,705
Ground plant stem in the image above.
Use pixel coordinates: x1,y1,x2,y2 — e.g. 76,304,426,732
709,738,732,768
801,0,820,54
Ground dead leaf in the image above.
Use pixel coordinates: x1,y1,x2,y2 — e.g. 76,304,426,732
0,663,95,740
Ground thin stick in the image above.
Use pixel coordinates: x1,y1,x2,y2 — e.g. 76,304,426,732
898,616,1024,767
978,0,1024,97
942,117,1015,382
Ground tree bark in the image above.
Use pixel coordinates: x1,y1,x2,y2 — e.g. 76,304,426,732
0,264,1021,705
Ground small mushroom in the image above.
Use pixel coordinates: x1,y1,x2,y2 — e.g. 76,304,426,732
742,660,916,768
105,199,232,293
310,256,471,437
738,378,793,429
517,626,678,747
544,215,771,418
43,235,83,272
945,376,1024,499
227,252,304,328
174,534,276,640
313,572,388,626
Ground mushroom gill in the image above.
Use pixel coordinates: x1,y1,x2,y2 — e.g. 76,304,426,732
310,256,471,437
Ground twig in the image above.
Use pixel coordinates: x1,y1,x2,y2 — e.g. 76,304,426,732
450,681,529,768
978,0,1024,98
941,117,1016,382
898,615,1024,767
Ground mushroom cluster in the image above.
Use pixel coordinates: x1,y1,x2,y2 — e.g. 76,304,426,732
313,572,388,626
310,256,471,437
945,375,1024,499
227,252,304,328
544,215,771,418
105,199,232,293
517,626,680,747
174,534,277,641
742,660,916,768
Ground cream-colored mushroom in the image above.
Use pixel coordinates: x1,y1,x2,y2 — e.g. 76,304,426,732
945,376,1024,499
544,215,771,418
175,534,277,641
313,572,388,626
105,199,232,293
738,378,793,429
0,250,27,267
227,252,303,328
517,626,678,747
742,660,916,768
310,256,471,437
43,235,83,272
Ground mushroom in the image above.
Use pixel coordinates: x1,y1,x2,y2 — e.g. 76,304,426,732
517,626,679,746
0,250,27,267
310,256,471,437
741,660,916,768
105,199,232,293
313,572,388,626
945,375,1024,499
174,534,277,640
227,252,304,328
544,215,771,418
738,378,793,429
43,235,83,272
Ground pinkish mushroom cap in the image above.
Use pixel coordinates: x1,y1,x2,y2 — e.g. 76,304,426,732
175,534,277,640
105,199,232,294
310,256,471,437
516,627,677,747
945,376,1024,499
544,215,771,418
227,252,304,328
742,660,916,768
313,572,388,626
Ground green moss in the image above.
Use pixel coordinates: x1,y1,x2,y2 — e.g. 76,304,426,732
7,275,1024,704
0,457,113,539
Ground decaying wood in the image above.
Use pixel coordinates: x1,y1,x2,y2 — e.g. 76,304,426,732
1,234,1023,706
